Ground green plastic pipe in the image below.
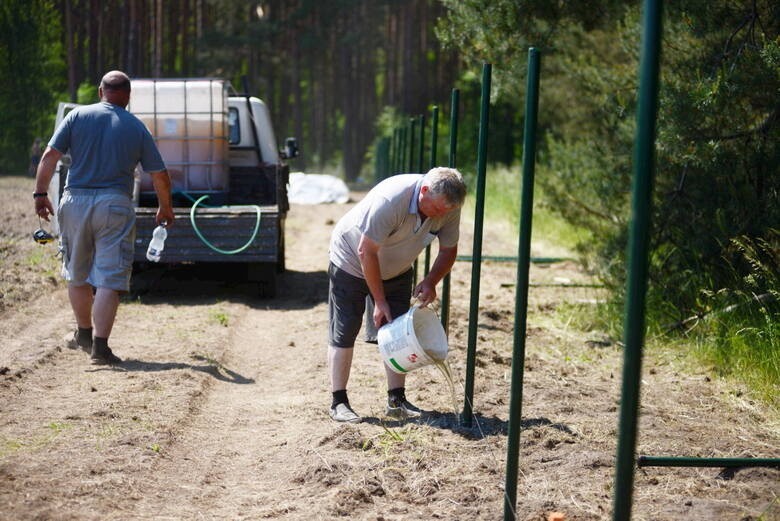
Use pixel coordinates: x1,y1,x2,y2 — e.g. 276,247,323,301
462,63,491,427
441,89,459,334
612,2,662,520
504,47,540,521
637,456,780,468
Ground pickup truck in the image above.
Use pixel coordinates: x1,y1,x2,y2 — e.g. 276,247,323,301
48,78,298,297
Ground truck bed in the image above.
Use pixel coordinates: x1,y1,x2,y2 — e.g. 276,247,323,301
133,205,284,266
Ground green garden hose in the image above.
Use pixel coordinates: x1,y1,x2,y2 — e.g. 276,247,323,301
186,194,262,255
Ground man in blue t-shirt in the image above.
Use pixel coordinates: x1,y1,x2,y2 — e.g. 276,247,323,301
34,70,174,365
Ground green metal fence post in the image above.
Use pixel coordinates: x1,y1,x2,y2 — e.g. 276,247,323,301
374,136,390,183
408,118,416,172
391,127,399,174
400,125,408,176
417,114,426,174
409,117,419,285
462,63,491,427
504,47,541,521
424,108,437,276
429,105,439,168
441,90,459,334
612,1,663,520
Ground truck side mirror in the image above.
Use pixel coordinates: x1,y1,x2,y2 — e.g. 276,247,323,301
280,137,299,159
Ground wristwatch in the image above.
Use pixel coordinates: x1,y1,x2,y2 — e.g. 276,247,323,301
33,192,48,198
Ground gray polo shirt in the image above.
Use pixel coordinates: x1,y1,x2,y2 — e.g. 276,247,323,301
329,174,461,280
49,101,165,197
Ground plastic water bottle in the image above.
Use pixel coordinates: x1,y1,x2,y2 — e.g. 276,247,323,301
146,223,167,262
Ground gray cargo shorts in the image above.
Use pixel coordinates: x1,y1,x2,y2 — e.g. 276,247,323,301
328,262,413,348
58,188,135,292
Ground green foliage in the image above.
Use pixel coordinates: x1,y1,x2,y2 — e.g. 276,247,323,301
76,82,98,105
693,232,779,403
441,0,779,310
0,0,65,175
440,0,779,400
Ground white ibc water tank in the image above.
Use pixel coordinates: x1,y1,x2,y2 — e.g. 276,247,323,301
129,79,230,195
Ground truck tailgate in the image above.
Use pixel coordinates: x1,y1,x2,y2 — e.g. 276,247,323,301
133,205,283,264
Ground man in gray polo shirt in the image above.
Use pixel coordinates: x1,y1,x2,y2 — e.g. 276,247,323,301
34,70,173,365
328,167,466,422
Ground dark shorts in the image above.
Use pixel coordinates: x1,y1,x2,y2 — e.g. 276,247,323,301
328,263,413,348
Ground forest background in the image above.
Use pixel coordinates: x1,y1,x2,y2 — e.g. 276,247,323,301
0,0,777,403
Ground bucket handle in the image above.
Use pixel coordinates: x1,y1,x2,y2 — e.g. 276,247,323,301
404,306,417,335
404,302,441,335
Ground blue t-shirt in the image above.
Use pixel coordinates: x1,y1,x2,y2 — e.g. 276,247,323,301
49,101,165,196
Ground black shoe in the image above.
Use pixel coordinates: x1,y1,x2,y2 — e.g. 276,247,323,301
65,330,92,354
386,397,422,419
90,344,122,365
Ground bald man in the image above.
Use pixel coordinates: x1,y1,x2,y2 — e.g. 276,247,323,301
34,70,174,365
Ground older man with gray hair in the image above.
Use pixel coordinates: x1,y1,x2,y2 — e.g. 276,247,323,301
327,167,467,422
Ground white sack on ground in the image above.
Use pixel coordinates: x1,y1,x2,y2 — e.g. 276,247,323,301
288,172,350,204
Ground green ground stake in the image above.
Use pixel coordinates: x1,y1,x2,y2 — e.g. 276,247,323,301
441,90,459,334
429,105,439,168
391,128,399,174
410,117,419,286
374,136,390,182
462,64,491,427
425,107,439,276
400,125,407,176
504,47,540,521
612,1,662,520
416,114,428,279
637,456,780,468
408,118,416,172
417,114,426,174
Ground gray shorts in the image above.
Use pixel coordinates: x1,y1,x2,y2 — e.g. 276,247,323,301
328,262,413,348
58,188,135,291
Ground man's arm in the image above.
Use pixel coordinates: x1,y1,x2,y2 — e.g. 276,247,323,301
149,170,174,226
33,146,63,221
357,234,393,328
413,244,457,306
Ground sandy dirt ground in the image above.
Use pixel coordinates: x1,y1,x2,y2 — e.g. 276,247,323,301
0,174,778,521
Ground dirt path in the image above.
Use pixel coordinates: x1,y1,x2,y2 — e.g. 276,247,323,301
0,174,778,520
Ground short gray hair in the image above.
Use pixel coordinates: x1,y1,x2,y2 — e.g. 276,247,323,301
423,167,467,207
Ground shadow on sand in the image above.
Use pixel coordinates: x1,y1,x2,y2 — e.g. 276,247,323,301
89,355,255,384
361,412,576,440
129,263,328,311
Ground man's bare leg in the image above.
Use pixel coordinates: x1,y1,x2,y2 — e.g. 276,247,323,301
92,287,119,339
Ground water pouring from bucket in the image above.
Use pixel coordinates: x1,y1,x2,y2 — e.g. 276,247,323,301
377,305,448,374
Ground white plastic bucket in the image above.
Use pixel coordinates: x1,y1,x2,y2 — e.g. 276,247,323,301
378,306,448,374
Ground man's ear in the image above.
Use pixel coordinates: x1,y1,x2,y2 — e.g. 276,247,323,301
420,185,429,195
